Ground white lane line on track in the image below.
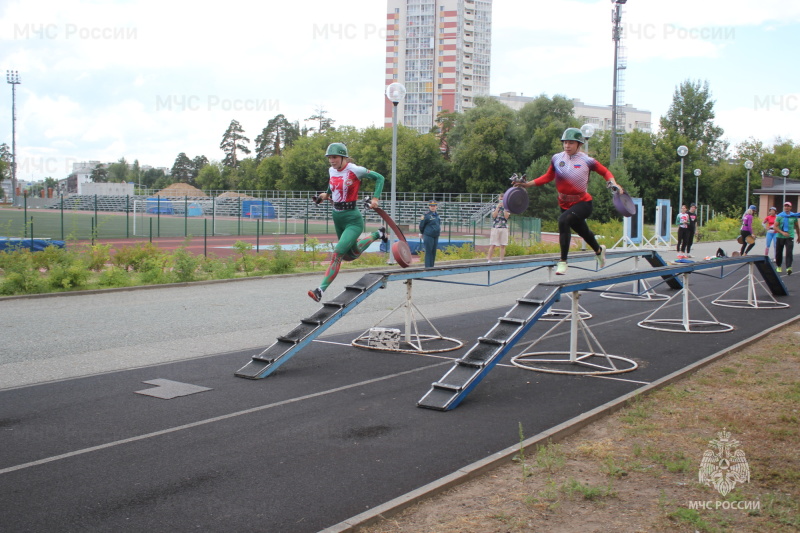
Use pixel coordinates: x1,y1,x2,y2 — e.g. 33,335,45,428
0,361,450,477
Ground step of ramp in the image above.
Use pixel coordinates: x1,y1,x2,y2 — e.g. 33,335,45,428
417,284,560,411
235,273,386,379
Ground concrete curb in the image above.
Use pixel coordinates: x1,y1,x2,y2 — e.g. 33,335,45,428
322,314,800,533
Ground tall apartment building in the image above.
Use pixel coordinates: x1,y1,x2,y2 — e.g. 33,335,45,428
385,0,492,134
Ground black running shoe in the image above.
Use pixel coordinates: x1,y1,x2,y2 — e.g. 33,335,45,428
378,226,388,244
308,288,323,302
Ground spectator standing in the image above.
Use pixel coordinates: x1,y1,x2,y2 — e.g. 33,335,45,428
762,206,778,259
419,201,441,268
685,203,699,257
774,202,800,274
487,196,511,262
675,205,690,257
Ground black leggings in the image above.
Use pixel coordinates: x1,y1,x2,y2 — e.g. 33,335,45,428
677,227,690,252
558,201,600,261
740,230,755,255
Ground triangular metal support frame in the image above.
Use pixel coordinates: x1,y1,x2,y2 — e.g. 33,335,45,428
638,272,734,333
351,279,463,354
611,234,640,250
510,291,637,375
601,256,669,302
712,262,790,309
541,265,592,321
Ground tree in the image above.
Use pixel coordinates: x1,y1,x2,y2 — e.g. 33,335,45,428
90,164,108,183
254,114,300,160
660,80,727,162
220,120,251,168
170,152,195,183
517,94,579,163
107,157,129,183
0,143,11,181
195,162,226,191
130,159,142,189
305,106,335,134
279,134,335,190
192,155,209,183
449,97,520,194
141,167,166,189
255,156,284,190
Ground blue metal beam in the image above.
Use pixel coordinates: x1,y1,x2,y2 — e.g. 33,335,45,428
417,254,786,410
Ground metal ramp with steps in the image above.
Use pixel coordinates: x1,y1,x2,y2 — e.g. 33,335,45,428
416,283,561,412
235,249,685,381
235,273,386,379
417,255,787,411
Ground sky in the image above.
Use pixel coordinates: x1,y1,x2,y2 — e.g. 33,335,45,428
1,0,800,182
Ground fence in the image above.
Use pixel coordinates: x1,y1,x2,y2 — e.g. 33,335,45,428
0,191,541,245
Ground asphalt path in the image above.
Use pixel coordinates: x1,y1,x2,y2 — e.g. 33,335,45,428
1,240,798,533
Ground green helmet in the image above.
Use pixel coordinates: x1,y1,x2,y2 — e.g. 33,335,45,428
561,128,584,144
325,142,348,157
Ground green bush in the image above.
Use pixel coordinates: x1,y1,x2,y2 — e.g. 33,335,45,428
31,244,73,271
0,271,47,295
97,266,133,288
112,242,166,272
138,256,171,285
47,262,91,290
172,247,200,282
84,244,112,271
267,245,296,274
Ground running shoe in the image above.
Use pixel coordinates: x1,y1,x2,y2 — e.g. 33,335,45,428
777,267,782,273
378,227,388,244
556,261,568,275
596,245,606,269
788,268,793,275
308,288,323,302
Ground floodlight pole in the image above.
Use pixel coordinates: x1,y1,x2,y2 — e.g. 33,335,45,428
6,70,20,205
610,0,627,164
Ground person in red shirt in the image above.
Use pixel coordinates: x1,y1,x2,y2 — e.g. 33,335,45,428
762,206,778,259
515,128,621,275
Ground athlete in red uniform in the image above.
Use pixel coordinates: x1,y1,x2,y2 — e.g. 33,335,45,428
308,143,387,302
515,128,621,275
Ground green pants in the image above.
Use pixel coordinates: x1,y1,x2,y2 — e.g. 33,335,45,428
319,209,378,292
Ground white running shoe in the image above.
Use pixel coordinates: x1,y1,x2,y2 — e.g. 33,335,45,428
596,245,606,269
556,261,568,275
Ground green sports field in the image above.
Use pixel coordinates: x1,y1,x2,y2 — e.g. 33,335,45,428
0,208,341,241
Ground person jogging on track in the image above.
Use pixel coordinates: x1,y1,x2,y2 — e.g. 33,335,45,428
514,127,621,275
308,143,387,302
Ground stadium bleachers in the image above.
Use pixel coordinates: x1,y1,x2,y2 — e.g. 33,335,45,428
45,193,499,227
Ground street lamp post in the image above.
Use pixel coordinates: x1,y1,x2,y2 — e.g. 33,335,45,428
580,123,595,155
677,145,688,209
743,160,753,210
6,70,20,206
781,168,790,206
693,168,701,208
385,83,406,224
